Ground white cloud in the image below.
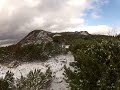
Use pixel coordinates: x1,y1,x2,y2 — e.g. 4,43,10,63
0,0,111,41
65,25,112,35
85,25,112,35
91,12,101,19
89,0,110,19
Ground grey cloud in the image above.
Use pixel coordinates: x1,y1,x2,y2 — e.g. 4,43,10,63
37,0,67,11
0,3,40,40
0,0,110,45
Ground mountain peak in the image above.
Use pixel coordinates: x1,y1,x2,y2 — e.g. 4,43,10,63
18,30,53,46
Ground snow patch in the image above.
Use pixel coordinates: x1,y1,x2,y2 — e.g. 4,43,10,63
0,53,74,90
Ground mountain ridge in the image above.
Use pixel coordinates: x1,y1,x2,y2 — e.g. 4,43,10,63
17,30,90,46
18,30,53,46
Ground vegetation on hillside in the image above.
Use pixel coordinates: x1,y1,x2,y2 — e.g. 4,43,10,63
0,68,52,90
1,31,120,90
64,36,120,90
0,42,63,62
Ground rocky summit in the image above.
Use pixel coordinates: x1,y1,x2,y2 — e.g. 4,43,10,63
79,31,90,35
17,30,90,46
18,30,53,46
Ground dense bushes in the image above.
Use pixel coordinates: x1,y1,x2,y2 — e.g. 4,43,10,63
15,43,63,61
16,68,52,90
1,33,120,90
0,79,10,90
64,38,120,90
0,68,52,90
14,44,47,61
0,42,63,62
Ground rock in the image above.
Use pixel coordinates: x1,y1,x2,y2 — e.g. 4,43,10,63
80,31,90,35
18,30,53,46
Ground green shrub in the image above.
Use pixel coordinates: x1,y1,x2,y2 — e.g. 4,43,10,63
0,71,14,90
65,39,120,90
0,42,63,62
0,68,52,90
16,68,52,90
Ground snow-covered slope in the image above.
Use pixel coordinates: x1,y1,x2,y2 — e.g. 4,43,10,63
18,30,53,46
0,52,74,90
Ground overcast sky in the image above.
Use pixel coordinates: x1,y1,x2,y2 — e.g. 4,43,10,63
0,0,120,45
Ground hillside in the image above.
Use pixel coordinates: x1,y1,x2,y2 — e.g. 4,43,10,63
0,30,91,63
0,30,120,90
18,30,53,46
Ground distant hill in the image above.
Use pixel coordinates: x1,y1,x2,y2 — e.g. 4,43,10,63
0,30,91,63
17,30,90,46
18,30,53,46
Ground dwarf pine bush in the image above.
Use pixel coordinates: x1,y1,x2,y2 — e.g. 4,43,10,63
0,71,14,90
65,39,120,90
0,68,52,90
16,68,52,90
